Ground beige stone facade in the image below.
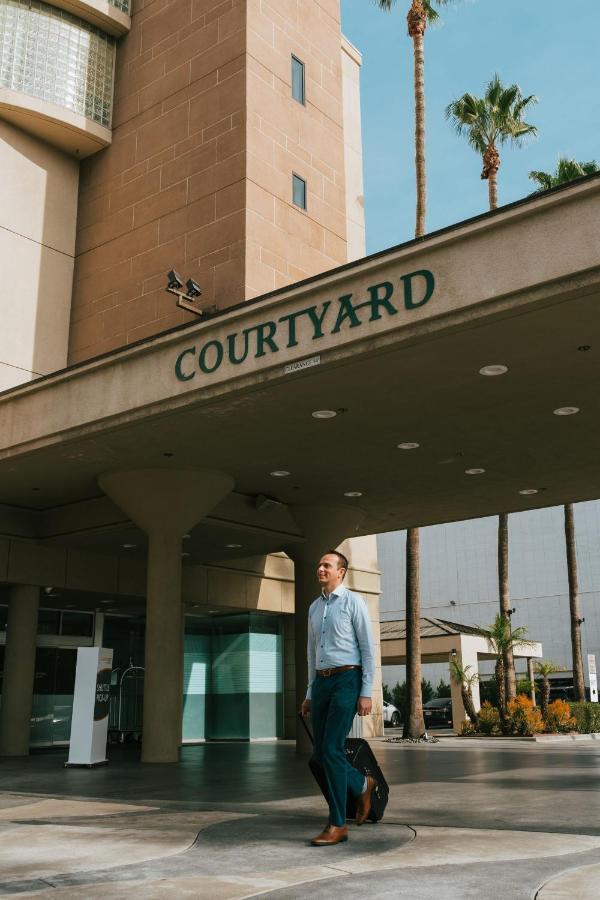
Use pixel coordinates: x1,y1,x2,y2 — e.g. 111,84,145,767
68,0,356,365
0,121,78,391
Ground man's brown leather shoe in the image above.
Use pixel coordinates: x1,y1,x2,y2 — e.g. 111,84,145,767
355,775,376,826
310,824,348,846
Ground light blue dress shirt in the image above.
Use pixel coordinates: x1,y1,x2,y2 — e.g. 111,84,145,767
306,585,375,700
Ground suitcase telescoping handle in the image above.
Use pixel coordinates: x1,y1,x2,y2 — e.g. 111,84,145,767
298,711,314,745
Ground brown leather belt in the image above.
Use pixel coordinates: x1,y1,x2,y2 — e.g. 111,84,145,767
316,665,361,678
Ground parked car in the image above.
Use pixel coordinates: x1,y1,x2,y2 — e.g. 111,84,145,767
423,697,453,728
383,700,401,728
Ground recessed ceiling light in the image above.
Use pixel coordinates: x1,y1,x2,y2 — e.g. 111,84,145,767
312,409,337,419
479,364,508,376
270,470,290,477
519,488,539,495
181,551,190,558
183,533,191,540
121,543,137,550
553,406,579,416
225,543,242,549
344,491,363,497
397,442,420,450
465,468,486,475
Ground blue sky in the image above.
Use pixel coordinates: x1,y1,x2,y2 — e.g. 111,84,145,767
340,0,600,254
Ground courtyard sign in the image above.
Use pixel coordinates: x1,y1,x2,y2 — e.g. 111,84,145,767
174,269,435,382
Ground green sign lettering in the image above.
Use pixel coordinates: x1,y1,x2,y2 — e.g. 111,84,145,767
174,269,435,380
175,346,196,382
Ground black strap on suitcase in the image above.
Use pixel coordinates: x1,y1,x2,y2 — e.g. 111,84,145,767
298,713,389,823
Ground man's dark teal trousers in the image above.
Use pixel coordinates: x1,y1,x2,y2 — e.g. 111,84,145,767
310,667,365,827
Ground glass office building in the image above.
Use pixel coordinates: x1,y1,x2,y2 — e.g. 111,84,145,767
378,500,600,691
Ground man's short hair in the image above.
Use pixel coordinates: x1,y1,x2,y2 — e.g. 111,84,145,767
326,549,349,573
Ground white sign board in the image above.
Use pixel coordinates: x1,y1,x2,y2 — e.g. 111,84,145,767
67,647,113,766
588,654,598,703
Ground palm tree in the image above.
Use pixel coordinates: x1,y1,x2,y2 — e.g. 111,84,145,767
534,660,566,721
478,615,535,733
446,74,538,210
375,0,457,739
497,512,517,700
529,157,599,193
375,0,456,238
449,659,479,724
403,527,425,737
564,504,586,700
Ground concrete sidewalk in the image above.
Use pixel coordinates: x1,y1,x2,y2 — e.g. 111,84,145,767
0,736,599,898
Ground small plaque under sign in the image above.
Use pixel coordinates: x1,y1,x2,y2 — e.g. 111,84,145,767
284,355,321,375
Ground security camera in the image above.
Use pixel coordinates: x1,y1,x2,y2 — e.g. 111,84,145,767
186,278,202,298
167,269,184,290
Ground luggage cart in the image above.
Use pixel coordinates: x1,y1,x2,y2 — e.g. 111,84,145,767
108,663,144,743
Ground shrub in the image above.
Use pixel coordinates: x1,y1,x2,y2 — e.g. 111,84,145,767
545,699,577,733
478,701,501,735
570,702,600,734
460,719,477,736
507,694,544,736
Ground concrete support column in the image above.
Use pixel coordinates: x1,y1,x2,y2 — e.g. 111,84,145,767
0,585,39,756
449,637,482,735
99,468,233,763
527,657,536,704
287,506,363,753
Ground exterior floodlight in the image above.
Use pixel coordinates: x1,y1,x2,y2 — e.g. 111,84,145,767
186,278,202,298
165,269,212,317
167,269,184,290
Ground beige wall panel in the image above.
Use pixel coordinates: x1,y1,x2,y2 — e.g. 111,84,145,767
117,557,147,597
0,539,9,580
65,550,119,593
282,580,294,613
8,541,67,587
0,123,77,389
0,232,75,382
247,576,282,611
341,38,365,262
0,121,79,254
207,567,246,607
182,565,209,606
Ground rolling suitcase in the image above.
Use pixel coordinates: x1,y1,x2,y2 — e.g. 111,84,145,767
299,713,389,823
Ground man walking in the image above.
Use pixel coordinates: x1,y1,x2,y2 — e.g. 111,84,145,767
300,549,377,846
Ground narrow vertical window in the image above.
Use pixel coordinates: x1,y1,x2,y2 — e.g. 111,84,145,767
291,55,305,104
292,174,307,210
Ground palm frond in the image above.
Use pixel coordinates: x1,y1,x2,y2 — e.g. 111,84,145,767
372,0,396,10
534,660,566,677
528,169,554,192
529,156,600,193
447,74,538,158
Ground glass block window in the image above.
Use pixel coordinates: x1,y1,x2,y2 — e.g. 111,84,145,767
109,0,131,13
0,0,116,129
292,173,306,210
291,55,305,104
